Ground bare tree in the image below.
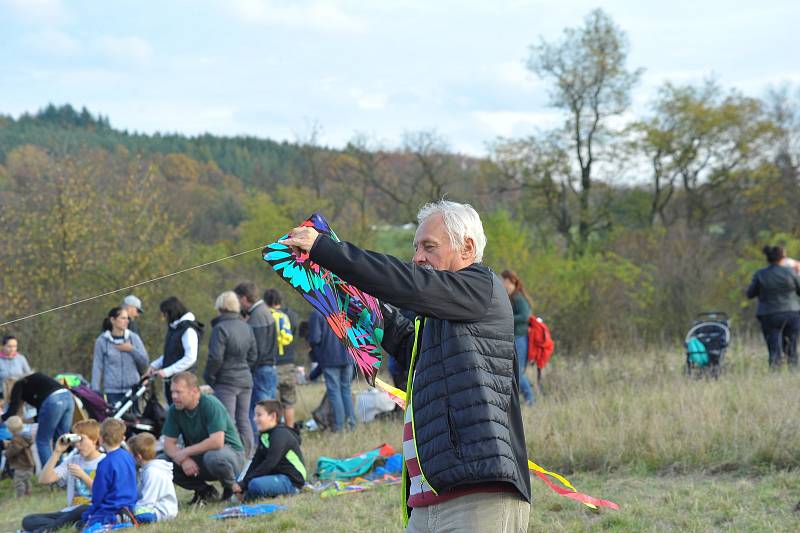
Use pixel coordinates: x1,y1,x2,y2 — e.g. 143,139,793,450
527,8,642,253
295,120,327,200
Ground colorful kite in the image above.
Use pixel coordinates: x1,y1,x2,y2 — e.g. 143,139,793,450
263,213,618,511
263,213,384,386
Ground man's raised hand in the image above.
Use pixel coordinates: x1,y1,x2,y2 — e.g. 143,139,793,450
279,226,320,253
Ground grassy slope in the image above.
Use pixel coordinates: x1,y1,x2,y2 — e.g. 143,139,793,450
3,339,800,531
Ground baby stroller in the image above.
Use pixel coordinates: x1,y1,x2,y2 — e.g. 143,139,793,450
69,376,165,437
685,311,731,379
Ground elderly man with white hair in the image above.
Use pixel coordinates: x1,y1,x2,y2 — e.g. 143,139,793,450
281,200,531,532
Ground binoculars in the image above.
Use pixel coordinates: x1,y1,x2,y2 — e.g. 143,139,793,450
59,433,81,444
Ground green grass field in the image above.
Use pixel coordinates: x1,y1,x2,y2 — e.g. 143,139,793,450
3,339,800,532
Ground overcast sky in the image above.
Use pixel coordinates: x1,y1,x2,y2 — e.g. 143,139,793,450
1,0,797,155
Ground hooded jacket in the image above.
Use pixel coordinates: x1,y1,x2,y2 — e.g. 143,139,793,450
150,312,204,377
137,459,178,522
91,330,149,394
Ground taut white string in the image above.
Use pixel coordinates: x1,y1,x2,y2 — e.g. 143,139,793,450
0,245,265,328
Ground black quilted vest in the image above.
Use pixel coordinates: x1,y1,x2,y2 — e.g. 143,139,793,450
409,273,531,503
163,319,204,372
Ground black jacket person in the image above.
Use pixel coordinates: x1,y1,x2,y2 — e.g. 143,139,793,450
281,201,531,532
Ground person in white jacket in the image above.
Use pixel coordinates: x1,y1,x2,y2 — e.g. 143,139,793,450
147,296,205,405
127,432,178,523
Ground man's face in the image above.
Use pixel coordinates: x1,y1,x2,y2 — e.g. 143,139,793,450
126,305,140,319
412,214,473,272
237,295,251,312
171,380,200,410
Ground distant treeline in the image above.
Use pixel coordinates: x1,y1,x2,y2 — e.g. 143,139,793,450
1,9,799,376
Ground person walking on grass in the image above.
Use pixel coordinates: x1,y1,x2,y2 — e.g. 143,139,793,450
281,200,531,532
746,245,800,369
501,269,535,406
204,291,258,457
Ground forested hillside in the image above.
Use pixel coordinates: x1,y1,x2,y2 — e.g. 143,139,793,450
1,10,799,377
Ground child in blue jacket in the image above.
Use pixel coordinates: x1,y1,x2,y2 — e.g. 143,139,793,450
81,418,138,528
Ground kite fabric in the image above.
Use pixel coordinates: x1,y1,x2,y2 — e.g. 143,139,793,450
263,212,384,385
263,213,618,511
211,504,286,520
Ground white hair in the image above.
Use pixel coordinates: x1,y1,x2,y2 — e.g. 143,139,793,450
215,290,241,314
416,200,487,262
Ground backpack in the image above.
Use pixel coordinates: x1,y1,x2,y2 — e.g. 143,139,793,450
527,316,555,370
70,385,112,421
315,443,396,480
269,308,294,357
687,337,709,367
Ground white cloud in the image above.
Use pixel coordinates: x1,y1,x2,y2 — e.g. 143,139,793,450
472,110,561,137
495,60,542,90
643,68,713,86
224,0,366,32
349,88,387,110
96,36,153,66
22,29,80,56
2,0,66,25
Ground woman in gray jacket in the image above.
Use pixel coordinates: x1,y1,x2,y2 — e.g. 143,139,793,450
204,291,258,456
91,306,149,407
747,245,800,369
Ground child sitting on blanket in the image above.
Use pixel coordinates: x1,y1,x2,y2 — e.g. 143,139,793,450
21,419,106,532
80,418,138,528
233,400,307,500
127,432,178,523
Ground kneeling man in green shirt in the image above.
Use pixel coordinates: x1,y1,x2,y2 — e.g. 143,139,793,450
162,371,245,504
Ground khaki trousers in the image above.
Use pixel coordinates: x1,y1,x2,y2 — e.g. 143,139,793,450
407,491,531,533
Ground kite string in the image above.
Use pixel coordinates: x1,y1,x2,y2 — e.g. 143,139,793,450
0,245,265,328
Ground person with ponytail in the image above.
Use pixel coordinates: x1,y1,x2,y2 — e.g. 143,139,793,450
747,245,800,369
501,270,535,405
91,307,149,407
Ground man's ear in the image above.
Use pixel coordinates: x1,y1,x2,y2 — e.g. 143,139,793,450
461,237,475,259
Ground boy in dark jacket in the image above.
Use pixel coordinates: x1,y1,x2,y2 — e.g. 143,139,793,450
81,418,138,528
233,400,306,500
